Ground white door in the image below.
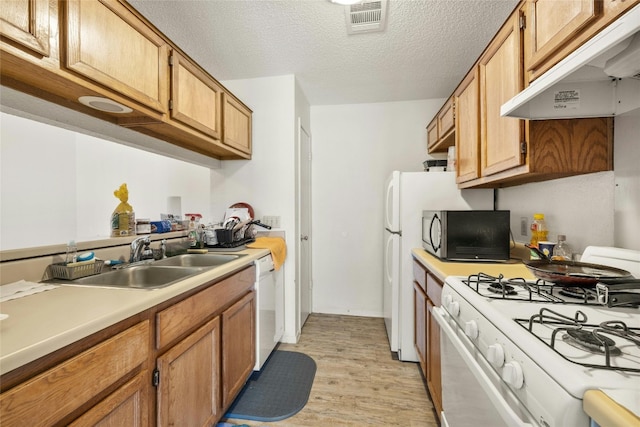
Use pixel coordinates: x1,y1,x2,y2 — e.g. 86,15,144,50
297,118,312,330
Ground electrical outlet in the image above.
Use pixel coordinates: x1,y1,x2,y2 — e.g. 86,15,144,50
520,217,528,236
262,216,281,228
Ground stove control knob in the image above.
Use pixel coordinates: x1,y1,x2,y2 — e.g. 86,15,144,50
443,295,453,308
487,344,505,367
449,301,460,316
503,361,524,389
464,320,479,339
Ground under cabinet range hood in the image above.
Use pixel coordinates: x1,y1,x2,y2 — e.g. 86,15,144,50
501,4,640,120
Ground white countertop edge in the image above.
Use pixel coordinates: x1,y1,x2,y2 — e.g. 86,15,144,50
0,248,269,376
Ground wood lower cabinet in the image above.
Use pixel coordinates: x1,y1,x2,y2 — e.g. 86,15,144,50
0,0,49,56
156,317,221,427
222,291,256,408
412,258,442,420
0,321,150,426
0,265,257,427
65,0,169,113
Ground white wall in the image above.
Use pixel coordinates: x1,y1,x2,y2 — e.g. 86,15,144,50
217,74,307,342
0,112,211,250
310,99,446,316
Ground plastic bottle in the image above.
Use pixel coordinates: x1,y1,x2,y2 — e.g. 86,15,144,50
65,240,78,264
530,213,548,248
188,216,197,247
552,234,572,261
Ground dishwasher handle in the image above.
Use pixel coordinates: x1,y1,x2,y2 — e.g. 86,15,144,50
433,307,534,427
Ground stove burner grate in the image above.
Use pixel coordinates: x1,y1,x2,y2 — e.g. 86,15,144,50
562,329,621,356
515,308,640,372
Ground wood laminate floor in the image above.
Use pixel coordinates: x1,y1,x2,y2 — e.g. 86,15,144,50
222,313,439,426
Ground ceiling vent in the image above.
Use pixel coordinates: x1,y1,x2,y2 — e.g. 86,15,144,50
345,0,387,35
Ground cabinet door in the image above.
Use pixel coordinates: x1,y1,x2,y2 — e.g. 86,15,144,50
437,97,455,142
170,51,223,139
0,321,149,427
0,0,49,56
221,291,256,408
414,282,427,377
527,0,599,71
426,119,438,152
69,372,149,427
426,299,442,418
223,93,252,155
455,67,481,183
479,13,525,177
65,0,169,113
157,317,221,427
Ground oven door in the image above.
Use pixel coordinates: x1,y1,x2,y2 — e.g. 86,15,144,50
433,307,537,427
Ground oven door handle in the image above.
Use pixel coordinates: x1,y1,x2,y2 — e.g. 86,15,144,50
433,307,534,427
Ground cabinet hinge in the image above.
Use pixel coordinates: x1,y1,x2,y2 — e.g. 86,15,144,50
152,369,160,387
519,12,526,30
168,54,174,66
168,99,173,110
520,141,527,155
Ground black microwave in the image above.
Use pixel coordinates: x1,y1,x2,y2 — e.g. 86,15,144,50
422,210,510,261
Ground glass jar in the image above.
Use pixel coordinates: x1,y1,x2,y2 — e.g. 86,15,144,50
552,234,572,261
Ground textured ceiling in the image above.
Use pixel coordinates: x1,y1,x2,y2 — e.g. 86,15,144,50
129,0,520,105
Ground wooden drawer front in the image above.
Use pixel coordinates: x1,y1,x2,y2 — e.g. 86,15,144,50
156,265,256,349
426,273,442,306
0,321,150,427
412,259,427,292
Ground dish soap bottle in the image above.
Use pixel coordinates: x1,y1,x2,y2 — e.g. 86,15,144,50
552,235,572,261
530,213,548,248
188,216,197,247
111,183,135,237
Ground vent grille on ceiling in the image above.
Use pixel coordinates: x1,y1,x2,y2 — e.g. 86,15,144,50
346,0,387,34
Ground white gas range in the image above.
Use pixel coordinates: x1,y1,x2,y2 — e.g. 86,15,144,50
433,247,640,427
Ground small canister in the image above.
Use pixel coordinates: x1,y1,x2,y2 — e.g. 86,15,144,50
136,218,151,234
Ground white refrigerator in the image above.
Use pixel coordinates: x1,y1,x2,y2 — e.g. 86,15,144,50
383,171,493,362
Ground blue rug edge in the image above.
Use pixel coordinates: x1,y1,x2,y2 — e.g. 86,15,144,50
224,350,317,422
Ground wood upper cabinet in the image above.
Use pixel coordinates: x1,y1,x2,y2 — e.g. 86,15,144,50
526,0,600,71
479,12,525,178
426,96,455,153
222,290,256,408
454,67,481,184
0,0,49,56
170,51,223,140
157,317,221,427
0,321,150,426
525,0,640,81
64,0,169,113
223,93,253,155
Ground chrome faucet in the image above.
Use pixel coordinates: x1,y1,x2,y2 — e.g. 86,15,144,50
130,235,151,263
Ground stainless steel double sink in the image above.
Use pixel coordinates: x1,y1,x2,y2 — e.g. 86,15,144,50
65,254,245,290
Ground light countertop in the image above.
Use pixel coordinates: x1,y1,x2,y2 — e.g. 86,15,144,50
0,248,269,376
411,247,640,427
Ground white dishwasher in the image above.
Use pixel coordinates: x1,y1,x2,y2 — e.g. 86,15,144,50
254,254,284,370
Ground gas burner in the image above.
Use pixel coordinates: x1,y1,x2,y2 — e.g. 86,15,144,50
559,287,596,301
562,329,621,355
488,283,517,296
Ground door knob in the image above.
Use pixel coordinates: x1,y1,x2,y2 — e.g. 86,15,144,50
301,235,309,241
